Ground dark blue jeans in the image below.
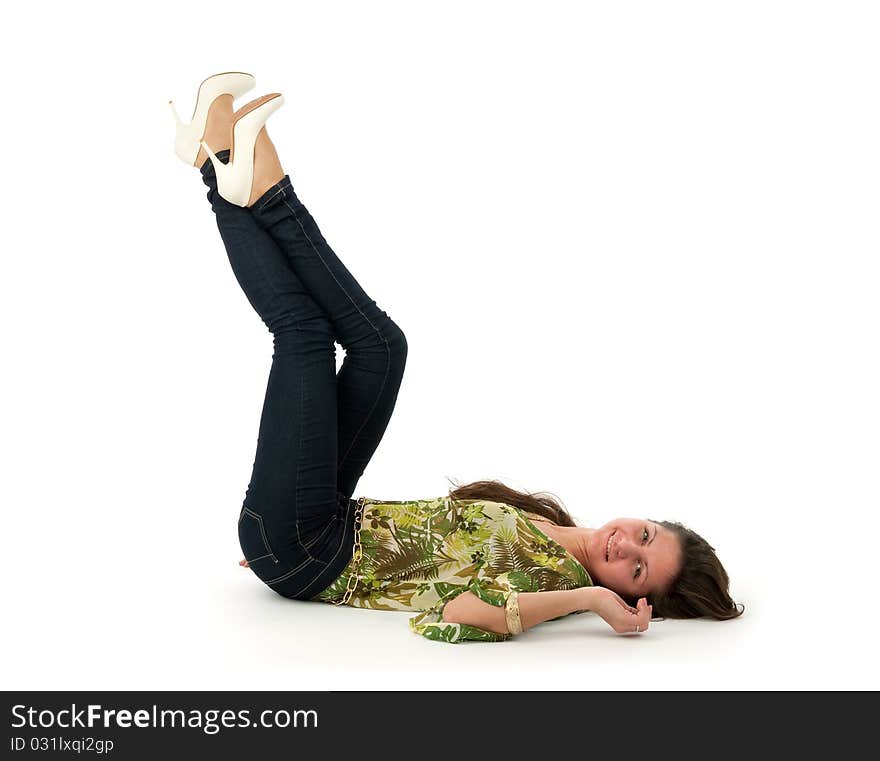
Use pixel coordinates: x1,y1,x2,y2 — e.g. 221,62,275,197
201,152,407,600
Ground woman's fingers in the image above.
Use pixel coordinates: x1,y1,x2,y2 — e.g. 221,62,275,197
615,598,651,634
597,590,653,634
634,598,651,632
239,559,249,568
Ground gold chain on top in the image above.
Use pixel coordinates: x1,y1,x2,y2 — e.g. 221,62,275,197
333,495,369,606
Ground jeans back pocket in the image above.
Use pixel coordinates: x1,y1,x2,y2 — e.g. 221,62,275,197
238,507,279,566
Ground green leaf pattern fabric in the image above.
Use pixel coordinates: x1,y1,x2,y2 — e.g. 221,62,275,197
311,497,593,643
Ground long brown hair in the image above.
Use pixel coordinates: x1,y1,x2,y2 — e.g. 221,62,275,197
448,479,577,527
447,478,743,621
649,520,744,620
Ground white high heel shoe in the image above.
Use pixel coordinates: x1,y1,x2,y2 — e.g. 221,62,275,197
201,93,285,207
169,72,256,165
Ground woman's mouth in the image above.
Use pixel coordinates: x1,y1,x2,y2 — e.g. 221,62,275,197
605,530,616,562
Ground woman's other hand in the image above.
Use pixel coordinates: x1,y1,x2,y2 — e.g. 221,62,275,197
239,558,249,568
587,587,652,634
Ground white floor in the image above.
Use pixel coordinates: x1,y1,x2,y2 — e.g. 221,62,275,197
3,543,864,690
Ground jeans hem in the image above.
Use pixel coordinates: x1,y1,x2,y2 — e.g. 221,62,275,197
199,148,231,179
254,176,294,211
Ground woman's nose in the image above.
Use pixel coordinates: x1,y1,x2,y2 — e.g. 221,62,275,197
615,537,633,559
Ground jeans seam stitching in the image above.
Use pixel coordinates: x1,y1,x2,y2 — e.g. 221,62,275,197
294,366,319,560
266,556,327,586
245,552,274,563
301,518,335,550
259,180,291,211
242,507,279,563
259,186,284,210
281,196,393,472
296,495,354,598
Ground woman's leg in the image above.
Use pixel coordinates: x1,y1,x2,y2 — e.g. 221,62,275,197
250,175,408,500
200,151,344,585
199,150,405,599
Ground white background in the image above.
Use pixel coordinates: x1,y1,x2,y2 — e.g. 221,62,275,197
2,1,878,690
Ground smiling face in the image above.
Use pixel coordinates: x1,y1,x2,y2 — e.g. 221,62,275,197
587,518,683,600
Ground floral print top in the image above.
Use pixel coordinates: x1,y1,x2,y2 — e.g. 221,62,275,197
311,496,593,643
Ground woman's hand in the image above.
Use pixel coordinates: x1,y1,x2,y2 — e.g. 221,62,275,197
239,558,249,568
586,587,653,634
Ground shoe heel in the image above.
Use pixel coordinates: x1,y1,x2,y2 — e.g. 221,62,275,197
168,100,184,128
200,139,220,164
200,139,226,182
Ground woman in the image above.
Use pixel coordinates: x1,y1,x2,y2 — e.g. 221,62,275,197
171,73,743,643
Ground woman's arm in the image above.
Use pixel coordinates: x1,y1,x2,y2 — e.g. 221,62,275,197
442,587,652,635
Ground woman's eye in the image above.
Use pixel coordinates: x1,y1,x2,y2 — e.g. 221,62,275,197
634,563,642,579
642,528,649,542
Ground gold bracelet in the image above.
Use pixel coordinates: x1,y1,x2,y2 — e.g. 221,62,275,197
505,591,523,635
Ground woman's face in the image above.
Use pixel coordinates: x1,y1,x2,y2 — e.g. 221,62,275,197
586,518,682,600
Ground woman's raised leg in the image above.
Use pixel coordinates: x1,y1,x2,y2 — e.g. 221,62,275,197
207,100,408,501
250,173,408,500
200,150,354,599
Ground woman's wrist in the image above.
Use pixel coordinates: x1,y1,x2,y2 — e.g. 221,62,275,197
576,586,602,612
